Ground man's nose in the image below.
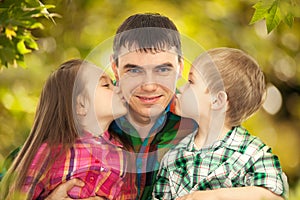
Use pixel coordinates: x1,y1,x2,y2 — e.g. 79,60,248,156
141,82,158,91
141,72,158,91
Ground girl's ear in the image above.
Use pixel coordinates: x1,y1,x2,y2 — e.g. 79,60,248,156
211,91,227,110
76,94,89,116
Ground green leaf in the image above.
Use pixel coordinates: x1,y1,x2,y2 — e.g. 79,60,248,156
17,40,31,54
250,0,274,24
24,37,38,50
16,59,27,68
266,0,281,33
0,45,16,68
29,22,44,29
284,12,294,28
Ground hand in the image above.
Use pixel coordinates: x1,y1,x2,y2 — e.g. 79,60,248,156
45,179,105,200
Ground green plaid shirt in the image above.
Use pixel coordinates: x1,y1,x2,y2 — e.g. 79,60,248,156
154,126,288,199
109,111,197,200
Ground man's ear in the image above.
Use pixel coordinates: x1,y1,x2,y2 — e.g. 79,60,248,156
211,91,227,110
111,55,119,81
178,57,184,78
76,94,89,116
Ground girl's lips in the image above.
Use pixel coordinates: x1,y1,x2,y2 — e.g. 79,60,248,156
136,95,162,103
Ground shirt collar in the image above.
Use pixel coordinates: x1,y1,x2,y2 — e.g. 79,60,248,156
221,126,249,151
81,130,124,148
101,130,124,147
114,110,168,138
187,126,248,152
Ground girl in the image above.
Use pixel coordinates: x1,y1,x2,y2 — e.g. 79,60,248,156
0,59,137,199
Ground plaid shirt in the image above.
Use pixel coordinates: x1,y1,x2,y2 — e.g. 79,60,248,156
22,131,137,200
109,111,197,200
154,126,288,199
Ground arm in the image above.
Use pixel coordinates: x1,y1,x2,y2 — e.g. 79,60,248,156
176,186,284,200
177,144,287,200
45,179,104,200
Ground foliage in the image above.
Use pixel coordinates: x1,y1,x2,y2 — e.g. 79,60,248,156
0,0,299,198
0,0,57,68
0,0,299,69
250,0,300,33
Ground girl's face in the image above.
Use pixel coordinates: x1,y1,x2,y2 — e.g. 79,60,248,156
94,74,127,123
176,67,212,123
79,64,127,134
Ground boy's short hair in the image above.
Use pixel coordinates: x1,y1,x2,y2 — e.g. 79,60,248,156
112,13,182,62
194,47,266,126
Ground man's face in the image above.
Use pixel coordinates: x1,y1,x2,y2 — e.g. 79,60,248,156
113,50,182,120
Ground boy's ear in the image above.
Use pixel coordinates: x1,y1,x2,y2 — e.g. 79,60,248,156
76,94,89,116
111,55,119,81
211,91,227,110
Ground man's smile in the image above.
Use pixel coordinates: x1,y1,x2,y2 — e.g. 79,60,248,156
135,95,163,103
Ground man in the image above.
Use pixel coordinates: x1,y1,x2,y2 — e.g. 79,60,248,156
108,13,197,199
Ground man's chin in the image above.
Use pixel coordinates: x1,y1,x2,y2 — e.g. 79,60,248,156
130,108,165,120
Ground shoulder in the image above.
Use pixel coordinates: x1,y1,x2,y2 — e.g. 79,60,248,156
227,126,269,156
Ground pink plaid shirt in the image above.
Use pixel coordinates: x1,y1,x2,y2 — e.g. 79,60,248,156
22,131,137,199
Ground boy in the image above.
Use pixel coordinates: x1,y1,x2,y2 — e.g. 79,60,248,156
154,47,288,200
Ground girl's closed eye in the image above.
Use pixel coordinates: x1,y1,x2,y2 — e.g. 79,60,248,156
99,76,113,89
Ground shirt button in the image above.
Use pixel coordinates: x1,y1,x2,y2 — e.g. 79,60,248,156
89,176,95,183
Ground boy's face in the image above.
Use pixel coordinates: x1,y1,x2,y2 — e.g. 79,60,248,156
176,67,211,123
113,49,182,120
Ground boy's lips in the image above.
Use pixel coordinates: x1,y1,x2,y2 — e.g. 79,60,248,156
136,95,163,103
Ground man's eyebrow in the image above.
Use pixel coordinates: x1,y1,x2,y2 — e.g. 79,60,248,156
156,62,174,68
123,64,143,69
123,64,144,70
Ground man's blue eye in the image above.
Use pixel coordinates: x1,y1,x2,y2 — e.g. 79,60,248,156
156,67,172,73
159,68,170,72
128,68,141,73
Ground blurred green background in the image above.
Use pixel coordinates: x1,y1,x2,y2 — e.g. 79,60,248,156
0,0,299,199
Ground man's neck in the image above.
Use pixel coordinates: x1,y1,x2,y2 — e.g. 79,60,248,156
126,109,162,140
